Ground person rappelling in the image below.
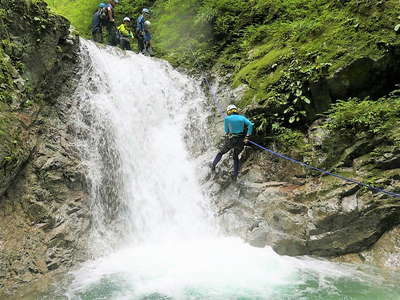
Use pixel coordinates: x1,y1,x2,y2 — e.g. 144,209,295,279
211,104,254,181
136,8,151,54
118,17,134,50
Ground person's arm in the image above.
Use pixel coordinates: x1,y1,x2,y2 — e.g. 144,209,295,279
108,7,114,22
243,117,254,143
244,117,254,136
224,118,229,134
138,17,145,35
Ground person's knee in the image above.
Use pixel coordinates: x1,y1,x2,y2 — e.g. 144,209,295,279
219,150,228,156
215,152,223,158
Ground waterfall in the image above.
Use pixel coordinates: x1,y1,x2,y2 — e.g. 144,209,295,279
59,40,400,300
72,40,215,252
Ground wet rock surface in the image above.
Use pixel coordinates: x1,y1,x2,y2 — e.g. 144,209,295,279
0,0,76,197
211,149,400,263
207,76,400,270
0,0,89,296
0,105,90,295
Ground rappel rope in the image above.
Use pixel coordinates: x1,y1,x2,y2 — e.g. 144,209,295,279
248,140,400,199
187,47,400,199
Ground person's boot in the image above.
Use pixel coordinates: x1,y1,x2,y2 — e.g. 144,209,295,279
210,162,216,173
231,173,238,182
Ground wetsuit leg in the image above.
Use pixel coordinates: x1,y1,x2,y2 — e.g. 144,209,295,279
137,35,145,53
92,27,103,43
120,38,131,50
232,136,245,178
107,22,118,46
212,153,223,169
91,13,103,43
232,149,240,178
125,40,131,51
212,137,234,169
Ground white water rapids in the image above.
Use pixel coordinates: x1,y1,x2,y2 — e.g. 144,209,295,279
46,41,400,300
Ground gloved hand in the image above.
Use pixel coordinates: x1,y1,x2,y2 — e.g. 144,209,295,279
244,136,250,144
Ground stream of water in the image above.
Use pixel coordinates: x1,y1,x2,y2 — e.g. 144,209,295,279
39,41,400,300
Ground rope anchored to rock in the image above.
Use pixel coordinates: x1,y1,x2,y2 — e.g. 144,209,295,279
248,140,400,199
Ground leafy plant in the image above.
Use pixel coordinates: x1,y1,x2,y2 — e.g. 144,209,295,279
323,96,400,139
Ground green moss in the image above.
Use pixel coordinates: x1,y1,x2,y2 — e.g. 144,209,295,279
233,47,289,88
43,0,98,37
0,0,66,170
40,0,399,78
36,0,400,172
323,96,400,144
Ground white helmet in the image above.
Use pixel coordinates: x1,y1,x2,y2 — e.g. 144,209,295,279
144,20,151,27
123,17,131,22
226,104,238,114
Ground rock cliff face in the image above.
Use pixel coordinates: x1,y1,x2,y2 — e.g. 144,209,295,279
208,74,400,269
308,47,400,118
0,0,88,296
1,0,400,295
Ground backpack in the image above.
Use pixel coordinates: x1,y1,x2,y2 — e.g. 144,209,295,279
96,3,110,24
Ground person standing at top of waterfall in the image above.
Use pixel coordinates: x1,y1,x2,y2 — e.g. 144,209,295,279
118,17,134,50
211,104,254,181
105,0,119,46
91,3,108,43
143,20,153,56
136,8,151,54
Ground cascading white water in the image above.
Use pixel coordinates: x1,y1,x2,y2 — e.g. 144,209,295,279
58,40,400,300
72,40,215,251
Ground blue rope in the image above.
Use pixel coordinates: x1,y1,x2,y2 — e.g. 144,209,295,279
248,140,400,199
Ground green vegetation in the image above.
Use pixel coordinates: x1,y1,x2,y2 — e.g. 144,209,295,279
43,0,99,37
42,0,399,73
324,93,400,145
34,0,400,172
0,0,68,171
43,0,155,38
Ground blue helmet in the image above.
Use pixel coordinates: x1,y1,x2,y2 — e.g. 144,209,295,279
98,3,107,8
142,8,150,14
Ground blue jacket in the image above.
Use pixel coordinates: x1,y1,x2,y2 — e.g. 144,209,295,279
92,3,111,30
224,114,254,136
136,15,145,33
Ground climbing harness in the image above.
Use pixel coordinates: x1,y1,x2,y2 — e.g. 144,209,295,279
248,140,400,199
187,46,399,199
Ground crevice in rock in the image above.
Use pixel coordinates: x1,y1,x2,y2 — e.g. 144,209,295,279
308,46,400,115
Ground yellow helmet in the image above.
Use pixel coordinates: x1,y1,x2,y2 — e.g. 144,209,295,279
226,104,238,115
